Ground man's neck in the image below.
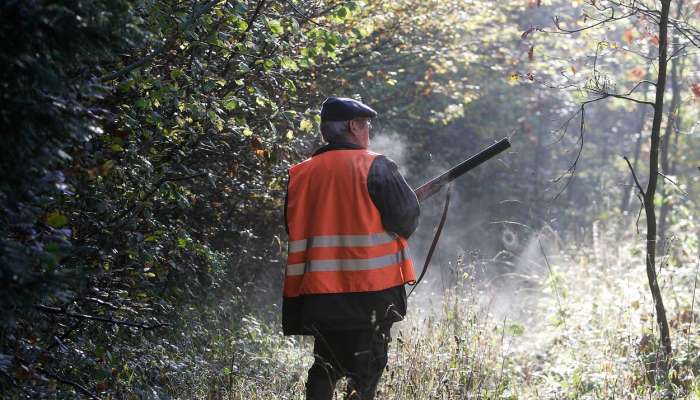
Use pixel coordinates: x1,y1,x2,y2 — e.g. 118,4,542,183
313,141,364,156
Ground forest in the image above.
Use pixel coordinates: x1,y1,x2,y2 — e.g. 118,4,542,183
1,0,699,398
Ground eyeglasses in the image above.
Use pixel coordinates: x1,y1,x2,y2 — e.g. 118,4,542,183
348,118,372,129
351,119,371,129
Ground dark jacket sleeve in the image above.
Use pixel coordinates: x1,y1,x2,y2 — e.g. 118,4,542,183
367,156,420,239
284,172,289,235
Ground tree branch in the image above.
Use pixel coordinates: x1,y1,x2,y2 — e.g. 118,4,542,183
623,156,646,197
599,93,656,106
35,367,101,400
547,7,636,34
552,104,585,202
658,171,689,197
34,305,168,330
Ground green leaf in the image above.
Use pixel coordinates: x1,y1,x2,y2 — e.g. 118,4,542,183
266,18,284,36
235,18,248,32
336,6,349,19
46,210,68,228
224,99,238,110
506,323,525,336
135,98,149,109
170,68,185,81
290,18,300,34
208,110,224,131
280,57,299,71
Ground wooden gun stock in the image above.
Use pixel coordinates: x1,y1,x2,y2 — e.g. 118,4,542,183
414,138,511,202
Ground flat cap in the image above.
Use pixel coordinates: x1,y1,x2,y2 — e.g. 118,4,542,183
320,96,377,121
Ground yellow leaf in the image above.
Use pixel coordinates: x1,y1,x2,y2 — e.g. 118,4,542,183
299,119,313,133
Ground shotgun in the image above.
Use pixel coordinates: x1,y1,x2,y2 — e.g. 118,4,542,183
414,138,511,202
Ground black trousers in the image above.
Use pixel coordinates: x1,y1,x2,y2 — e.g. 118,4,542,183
306,326,391,400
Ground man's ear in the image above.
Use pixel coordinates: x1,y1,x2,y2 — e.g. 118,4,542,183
347,120,358,137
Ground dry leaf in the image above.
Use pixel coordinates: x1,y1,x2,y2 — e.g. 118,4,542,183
690,83,700,97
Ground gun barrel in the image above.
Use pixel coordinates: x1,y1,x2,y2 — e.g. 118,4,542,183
414,138,511,202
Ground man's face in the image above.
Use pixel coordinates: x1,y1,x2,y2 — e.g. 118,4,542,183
349,118,371,148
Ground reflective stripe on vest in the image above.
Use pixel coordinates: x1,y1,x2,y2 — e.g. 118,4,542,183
284,149,416,297
288,232,398,253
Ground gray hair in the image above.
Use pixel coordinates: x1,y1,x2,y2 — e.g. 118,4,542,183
320,120,351,143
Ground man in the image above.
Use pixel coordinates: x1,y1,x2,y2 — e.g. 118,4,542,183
283,96,420,399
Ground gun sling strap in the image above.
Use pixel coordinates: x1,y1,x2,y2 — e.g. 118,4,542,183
407,183,451,298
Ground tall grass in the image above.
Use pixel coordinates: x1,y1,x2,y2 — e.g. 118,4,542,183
158,221,699,399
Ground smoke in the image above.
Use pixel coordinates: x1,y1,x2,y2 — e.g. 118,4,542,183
368,132,559,334
405,221,563,333
369,131,410,175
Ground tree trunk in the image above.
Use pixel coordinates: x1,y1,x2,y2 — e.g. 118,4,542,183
658,0,684,249
644,0,673,361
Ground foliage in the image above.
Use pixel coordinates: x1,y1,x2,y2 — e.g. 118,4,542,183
1,0,699,398
0,0,139,325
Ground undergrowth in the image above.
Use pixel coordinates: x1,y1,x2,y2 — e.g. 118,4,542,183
135,222,700,399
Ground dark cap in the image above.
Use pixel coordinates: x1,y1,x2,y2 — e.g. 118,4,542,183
320,96,377,121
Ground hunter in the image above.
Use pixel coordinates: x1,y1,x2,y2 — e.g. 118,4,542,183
283,96,420,399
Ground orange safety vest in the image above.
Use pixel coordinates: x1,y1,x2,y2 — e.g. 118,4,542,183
284,149,416,298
